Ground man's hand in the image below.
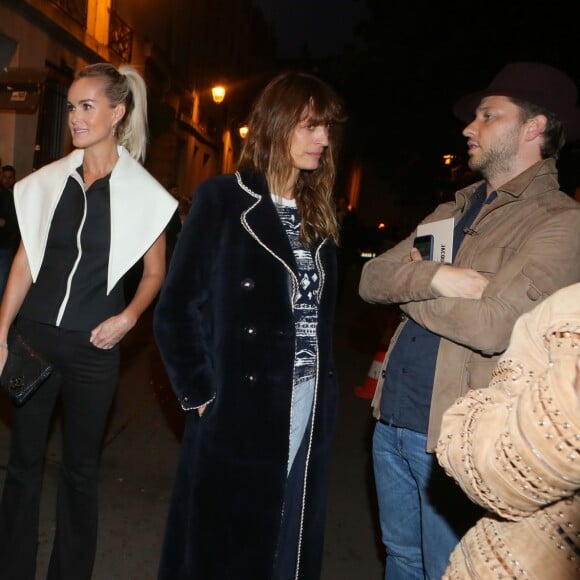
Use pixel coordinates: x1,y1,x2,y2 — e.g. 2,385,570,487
404,249,488,300
431,265,489,299
403,247,423,264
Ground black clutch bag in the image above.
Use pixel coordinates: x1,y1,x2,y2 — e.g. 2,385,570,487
1,326,54,406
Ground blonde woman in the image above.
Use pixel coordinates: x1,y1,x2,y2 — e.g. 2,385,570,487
0,62,177,579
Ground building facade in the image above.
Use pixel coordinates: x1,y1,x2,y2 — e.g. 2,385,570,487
0,0,276,197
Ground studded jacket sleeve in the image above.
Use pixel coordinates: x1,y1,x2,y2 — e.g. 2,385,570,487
153,179,224,411
435,283,580,520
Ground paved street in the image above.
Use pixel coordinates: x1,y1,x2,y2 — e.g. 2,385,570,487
0,264,390,579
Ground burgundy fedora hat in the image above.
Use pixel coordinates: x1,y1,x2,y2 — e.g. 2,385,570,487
453,62,580,140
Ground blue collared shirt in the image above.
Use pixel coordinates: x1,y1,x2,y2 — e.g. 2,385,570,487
379,184,493,433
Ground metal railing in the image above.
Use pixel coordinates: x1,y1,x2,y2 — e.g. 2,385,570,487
109,10,133,62
51,0,88,27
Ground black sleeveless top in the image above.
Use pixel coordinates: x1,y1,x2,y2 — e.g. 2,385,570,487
19,168,125,331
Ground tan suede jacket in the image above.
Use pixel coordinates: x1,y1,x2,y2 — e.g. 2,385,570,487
436,282,580,579
359,158,580,450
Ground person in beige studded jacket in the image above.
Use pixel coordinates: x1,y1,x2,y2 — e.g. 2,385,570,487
436,282,580,579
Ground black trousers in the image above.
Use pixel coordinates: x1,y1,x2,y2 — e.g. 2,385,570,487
0,318,120,580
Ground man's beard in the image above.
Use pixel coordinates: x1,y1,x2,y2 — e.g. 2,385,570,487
468,126,520,182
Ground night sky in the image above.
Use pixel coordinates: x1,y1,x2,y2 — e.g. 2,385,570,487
251,0,580,224
252,0,578,154
253,0,368,58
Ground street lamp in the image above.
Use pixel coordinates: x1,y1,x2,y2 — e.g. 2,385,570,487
211,85,226,104
238,124,249,139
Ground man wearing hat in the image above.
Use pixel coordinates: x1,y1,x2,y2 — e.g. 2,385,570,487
359,62,580,580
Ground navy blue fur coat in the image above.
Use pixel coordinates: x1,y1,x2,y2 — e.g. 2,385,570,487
154,169,338,579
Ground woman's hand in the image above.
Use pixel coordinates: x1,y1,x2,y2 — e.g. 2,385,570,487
89,234,166,351
90,313,136,350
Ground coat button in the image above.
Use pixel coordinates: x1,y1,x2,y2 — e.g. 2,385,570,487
244,373,257,384
241,278,255,290
328,369,335,377
244,325,257,337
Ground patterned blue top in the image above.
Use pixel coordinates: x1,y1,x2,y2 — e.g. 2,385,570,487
272,194,319,385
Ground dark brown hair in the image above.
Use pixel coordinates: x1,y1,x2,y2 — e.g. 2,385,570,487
510,97,565,159
238,71,347,244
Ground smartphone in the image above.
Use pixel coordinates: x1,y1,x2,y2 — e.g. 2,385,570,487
413,234,433,260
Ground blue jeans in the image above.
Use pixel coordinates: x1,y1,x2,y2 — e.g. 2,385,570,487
288,377,315,474
372,421,480,580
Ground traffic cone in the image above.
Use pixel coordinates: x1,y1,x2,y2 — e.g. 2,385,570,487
354,308,400,400
354,344,387,399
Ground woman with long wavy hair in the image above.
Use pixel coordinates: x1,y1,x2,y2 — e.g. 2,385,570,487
154,71,347,580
